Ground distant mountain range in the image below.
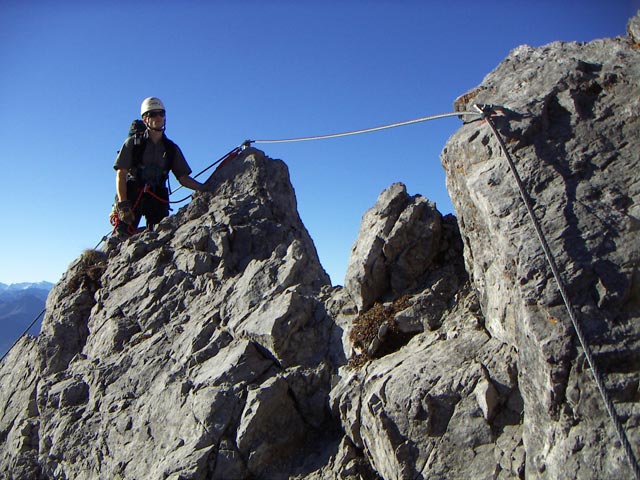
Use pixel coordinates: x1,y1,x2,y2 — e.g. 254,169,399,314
0,281,54,358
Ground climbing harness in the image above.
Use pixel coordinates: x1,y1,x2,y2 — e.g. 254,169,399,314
109,183,169,236
477,103,640,480
110,184,149,236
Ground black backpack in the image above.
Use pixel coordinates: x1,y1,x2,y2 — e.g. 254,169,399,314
126,119,177,186
129,119,146,146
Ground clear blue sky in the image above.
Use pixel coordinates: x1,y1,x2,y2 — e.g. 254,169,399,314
1,1,637,286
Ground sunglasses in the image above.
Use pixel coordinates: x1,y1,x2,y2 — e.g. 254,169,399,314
146,110,166,118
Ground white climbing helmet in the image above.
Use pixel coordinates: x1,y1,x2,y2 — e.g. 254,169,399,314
140,97,166,117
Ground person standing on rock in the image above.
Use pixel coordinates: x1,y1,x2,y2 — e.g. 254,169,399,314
113,97,206,235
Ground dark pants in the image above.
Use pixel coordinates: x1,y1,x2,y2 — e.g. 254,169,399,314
117,182,169,234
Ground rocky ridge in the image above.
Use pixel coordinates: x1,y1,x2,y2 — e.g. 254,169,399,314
1,13,639,480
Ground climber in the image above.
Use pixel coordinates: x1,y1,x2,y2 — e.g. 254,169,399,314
113,97,207,235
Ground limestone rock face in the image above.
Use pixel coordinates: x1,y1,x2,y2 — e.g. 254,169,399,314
628,10,640,44
344,183,452,312
443,18,640,479
322,14,640,480
328,290,522,480
1,13,640,480
0,149,336,480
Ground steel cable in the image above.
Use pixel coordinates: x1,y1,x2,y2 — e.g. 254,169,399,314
250,111,481,144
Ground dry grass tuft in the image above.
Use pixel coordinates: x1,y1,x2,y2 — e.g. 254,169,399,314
348,296,412,369
66,249,108,294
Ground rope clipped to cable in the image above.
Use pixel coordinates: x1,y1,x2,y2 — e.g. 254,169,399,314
97,112,483,248
477,104,640,480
